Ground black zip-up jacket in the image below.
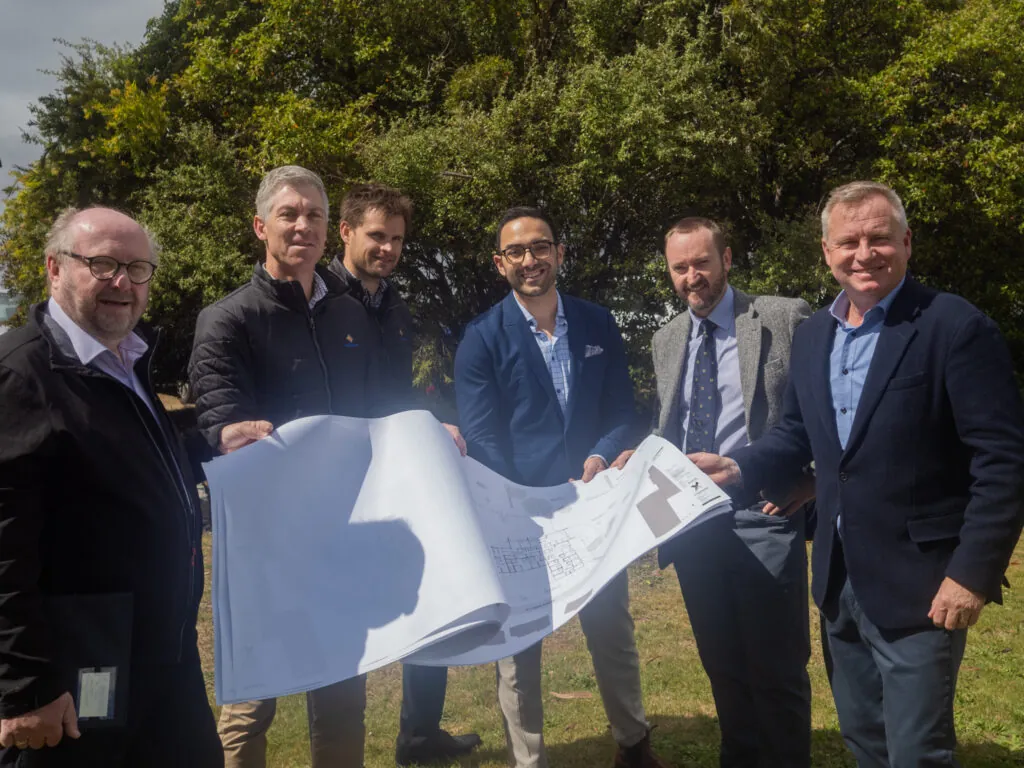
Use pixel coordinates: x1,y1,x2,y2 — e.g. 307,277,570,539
0,304,205,718
327,257,417,415
327,257,460,424
189,263,380,449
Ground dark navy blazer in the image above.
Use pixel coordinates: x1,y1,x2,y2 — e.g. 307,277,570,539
732,277,1024,630
454,292,636,487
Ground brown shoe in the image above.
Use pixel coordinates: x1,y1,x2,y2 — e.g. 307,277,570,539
613,731,672,768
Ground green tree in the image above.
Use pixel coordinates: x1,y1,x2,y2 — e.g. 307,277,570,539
2,0,1021,401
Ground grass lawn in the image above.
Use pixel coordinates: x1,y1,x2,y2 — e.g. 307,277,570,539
196,536,1024,767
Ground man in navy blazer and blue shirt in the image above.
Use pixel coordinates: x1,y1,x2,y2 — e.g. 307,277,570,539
454,207,669,768
695,181,1024,767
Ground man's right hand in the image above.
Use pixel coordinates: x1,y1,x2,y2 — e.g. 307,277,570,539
687,452,742,487
0,692,80,750
219,420,274,454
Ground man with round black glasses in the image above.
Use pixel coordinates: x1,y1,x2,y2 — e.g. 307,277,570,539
63,252,157,285
0,207,221,766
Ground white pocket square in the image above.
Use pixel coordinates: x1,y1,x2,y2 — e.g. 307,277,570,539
585,344,604,358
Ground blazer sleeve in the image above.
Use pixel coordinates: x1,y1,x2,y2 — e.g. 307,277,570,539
730,345,813,505
942,311,1024,597
188,305,261,451
790,299,812,336
454,323,511,474
649,334,664,440
0,368,66,717
589,311,637,462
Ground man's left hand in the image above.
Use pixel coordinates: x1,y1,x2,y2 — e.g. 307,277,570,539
442,423,467,457
578,456,608,483
928,577,985,630
763,472,816,517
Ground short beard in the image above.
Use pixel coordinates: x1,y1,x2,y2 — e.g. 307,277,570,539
687,271,728,315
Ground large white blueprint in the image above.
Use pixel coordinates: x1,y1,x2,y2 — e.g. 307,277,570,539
205,410,730,704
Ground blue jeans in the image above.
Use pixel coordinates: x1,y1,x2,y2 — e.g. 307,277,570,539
825,576,967,767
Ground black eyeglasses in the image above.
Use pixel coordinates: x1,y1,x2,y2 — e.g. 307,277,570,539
66,252,157,285
498,240,556,263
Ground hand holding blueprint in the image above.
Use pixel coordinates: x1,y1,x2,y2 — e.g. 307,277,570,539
205,410,730,704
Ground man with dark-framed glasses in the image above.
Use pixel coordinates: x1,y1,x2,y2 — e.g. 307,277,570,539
63,252,157,285
0,207,221,766
454,207,670,768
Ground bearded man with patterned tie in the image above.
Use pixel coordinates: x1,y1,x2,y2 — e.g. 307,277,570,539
615,217,813,767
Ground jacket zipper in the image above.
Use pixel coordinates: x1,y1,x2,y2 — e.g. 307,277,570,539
144,349,198,662
308,307,333,413
50,332,198,662
122,387,197,663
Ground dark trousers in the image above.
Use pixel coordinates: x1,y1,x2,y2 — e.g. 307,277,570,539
397,664,449,743
825,576,967,768
672,506,811,768
2,659,222,768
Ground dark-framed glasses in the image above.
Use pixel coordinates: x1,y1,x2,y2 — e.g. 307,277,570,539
498,239,555,263
66,252,157,285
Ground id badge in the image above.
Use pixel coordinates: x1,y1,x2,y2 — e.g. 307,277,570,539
77,667,117,720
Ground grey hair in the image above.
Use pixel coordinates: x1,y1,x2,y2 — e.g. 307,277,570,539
821,181,909,241
43,206,162,264
255,166,330,220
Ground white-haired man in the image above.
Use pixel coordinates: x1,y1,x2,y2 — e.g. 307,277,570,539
0,207,221,767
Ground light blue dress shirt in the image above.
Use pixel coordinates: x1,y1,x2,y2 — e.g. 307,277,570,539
514,291,572,414
678,286,748,455
829,278,906,448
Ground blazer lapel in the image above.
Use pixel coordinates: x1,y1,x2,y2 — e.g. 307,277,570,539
733,290,762,436
806,313,844,451
563,296,587,430
502,293,564,423
842,286,920,457
657,312,691,447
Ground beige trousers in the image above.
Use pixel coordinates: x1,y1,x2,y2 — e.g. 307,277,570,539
218,674,367,768
496,572,648,768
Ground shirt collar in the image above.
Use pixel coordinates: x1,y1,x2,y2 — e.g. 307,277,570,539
688,285,736,335
829,276,907,328
309,270,328,309
514,290,566,331
46,297,148,366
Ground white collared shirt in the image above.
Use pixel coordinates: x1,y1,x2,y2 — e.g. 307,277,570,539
47,297,158,416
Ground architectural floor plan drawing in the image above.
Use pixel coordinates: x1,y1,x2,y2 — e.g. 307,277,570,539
490,532,585,580
205,410,731,703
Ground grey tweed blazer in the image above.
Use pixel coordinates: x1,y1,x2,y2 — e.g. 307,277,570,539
652,288,811,448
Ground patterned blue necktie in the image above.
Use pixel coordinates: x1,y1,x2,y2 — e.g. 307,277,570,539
684,318,720,454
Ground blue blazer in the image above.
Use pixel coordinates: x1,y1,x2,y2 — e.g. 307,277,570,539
454,292,636,487
732,277,1024,630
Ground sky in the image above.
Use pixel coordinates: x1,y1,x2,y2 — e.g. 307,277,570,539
0,0,168,215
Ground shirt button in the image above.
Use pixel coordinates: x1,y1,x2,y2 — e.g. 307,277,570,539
840,407,847,414
842,368,849,375
839,472,849,483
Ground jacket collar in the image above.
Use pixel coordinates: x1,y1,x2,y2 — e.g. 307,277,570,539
804,275,925,459
30,301,160,374
252,261,347,312
327,256,404,314
46,297,149,368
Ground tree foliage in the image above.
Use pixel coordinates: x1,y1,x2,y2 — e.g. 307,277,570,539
2,0,1022,399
